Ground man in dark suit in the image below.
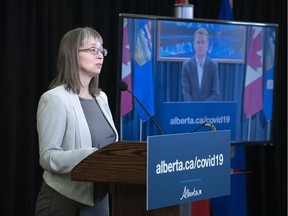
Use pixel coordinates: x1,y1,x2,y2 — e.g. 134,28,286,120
181,27,220,101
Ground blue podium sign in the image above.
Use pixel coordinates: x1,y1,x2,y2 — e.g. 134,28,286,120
147,131,230,210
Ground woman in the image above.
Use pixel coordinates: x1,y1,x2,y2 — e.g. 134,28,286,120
35,27,118,216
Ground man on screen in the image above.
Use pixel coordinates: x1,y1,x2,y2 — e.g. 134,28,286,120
181,27,220,101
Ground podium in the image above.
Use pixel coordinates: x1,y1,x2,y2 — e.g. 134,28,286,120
71,131,230,215
71,141,179,216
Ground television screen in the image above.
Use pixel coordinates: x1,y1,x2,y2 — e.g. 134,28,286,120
116,13,278,145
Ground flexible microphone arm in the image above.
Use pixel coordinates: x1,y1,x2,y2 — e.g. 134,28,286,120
118,81,164,135
191,121,217,132
204,121,217,132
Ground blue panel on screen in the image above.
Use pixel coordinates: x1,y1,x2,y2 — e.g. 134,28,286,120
158,102,236,139
158,21,246,63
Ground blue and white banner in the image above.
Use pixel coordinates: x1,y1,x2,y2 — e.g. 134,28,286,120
147,131,231,210
158,102,237,140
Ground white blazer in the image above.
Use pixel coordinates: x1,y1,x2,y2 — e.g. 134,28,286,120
37,85,118,206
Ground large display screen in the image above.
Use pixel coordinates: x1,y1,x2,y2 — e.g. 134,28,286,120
116,13,278,145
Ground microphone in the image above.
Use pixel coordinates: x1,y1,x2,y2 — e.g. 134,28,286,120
204,121,217,131
191,121,217,132
118,80,164,135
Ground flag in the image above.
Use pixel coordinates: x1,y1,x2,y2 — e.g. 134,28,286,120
243,27,264,118
120,19,133,117
263,29,275,121
133,19,155,121
218,0,233,20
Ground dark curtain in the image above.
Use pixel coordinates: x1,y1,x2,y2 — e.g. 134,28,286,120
233,1,287,216
0,0,286,216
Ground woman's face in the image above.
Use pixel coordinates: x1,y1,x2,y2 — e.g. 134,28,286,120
78,38,105,79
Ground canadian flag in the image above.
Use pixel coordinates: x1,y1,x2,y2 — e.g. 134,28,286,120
120,19,133,117
244,27,263,118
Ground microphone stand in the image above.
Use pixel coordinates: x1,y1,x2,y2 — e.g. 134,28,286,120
126,88,164,135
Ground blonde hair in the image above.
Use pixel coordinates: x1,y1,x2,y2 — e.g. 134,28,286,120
194,27,209,40
50,27,103,96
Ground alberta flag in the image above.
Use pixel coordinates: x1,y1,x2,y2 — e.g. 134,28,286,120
120,18,133,117
218,0,233,20
244,27,263,118
133,19,155,121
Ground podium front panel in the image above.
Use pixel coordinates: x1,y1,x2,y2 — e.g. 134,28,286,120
147,131,231,210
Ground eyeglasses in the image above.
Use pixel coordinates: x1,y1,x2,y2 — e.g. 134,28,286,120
79,46,108,56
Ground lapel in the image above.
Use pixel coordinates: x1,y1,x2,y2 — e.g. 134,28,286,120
70,93,92,148
201,60,208,91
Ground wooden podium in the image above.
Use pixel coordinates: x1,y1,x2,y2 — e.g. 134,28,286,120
71,141,179,216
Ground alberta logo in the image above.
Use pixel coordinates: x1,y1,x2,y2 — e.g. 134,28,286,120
180,186,202,200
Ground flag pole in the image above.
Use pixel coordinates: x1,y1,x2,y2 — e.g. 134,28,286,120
139,119,143,141
247,117,251,141
120,117,123,140
174,0,193,19
173,2,195,216
267,120,271,140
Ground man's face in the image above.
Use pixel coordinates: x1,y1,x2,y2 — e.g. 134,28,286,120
194,33,208,58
